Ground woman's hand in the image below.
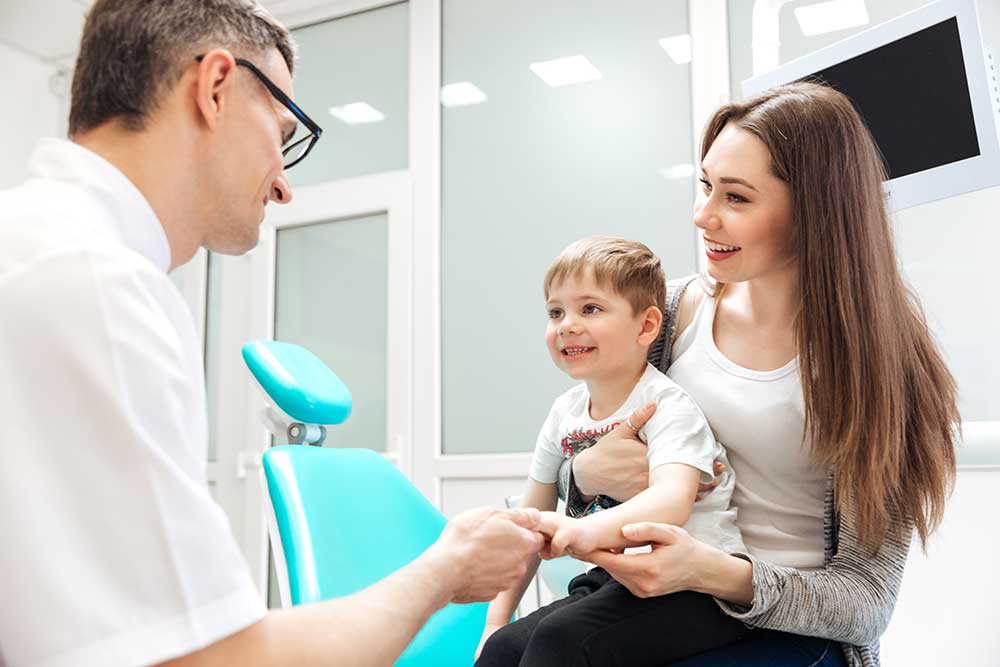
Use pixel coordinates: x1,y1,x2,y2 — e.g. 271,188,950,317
573,402,725,502
475,622,506,660
573,402,656,500
575,522,709,598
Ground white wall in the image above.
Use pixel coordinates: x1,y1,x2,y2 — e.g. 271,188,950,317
880,467,1000,664
0,42,62,190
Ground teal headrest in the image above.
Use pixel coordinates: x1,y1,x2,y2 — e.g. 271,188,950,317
242,340,352,425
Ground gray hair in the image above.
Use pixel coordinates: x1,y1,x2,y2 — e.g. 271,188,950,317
69,0,297,136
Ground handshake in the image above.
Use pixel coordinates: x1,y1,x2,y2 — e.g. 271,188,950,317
428,506,645,607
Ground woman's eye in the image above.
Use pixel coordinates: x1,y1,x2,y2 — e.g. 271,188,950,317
582,304,602,314
726,193,748,203
699,178,711,192
548,309,563,319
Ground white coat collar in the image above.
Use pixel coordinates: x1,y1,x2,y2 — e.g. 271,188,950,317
28,138,172,273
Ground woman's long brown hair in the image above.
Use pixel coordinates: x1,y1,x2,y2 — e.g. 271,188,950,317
701,82,958,551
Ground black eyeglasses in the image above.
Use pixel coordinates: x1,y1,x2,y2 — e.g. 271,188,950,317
195,55,322,170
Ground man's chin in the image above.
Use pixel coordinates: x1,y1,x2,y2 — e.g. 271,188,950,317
205,225,261,256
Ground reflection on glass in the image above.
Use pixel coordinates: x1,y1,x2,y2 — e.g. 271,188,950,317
275,215,388,452
441,0,697,455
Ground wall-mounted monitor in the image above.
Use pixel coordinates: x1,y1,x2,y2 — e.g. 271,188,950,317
742,0,1000,211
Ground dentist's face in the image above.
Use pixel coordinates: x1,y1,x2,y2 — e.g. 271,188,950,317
693,123,795,283
205,48,295,255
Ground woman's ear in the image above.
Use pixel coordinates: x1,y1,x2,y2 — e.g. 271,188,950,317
637,305,663,346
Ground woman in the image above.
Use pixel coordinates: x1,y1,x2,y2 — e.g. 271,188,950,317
558,82,958,667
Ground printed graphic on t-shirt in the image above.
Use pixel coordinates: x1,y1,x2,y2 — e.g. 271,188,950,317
560,425,629,517
560,422,620,458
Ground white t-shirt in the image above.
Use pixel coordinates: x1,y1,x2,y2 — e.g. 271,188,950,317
667,287,827,569
0,139,266,667
529,363,745,553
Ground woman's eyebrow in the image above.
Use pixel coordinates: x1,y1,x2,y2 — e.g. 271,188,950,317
702,167,759,192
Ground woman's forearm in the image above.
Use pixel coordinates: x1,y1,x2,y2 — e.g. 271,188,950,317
693,546,754,607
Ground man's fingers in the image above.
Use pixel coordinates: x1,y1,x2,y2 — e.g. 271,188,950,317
621,521,682,545
506,507,541,529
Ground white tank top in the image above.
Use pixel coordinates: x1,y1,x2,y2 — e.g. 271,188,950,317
667,288,827,569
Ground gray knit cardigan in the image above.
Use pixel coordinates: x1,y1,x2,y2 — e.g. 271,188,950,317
556,276,910,667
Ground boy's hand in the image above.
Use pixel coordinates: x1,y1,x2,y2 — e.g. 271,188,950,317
475,622,506,660
537,511,598,558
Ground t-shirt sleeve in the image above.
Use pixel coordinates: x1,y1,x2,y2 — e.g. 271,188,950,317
640,383,718,483
528,401,567,484
0,250,265,667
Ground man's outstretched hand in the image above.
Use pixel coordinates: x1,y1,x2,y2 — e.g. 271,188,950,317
429,506,545,604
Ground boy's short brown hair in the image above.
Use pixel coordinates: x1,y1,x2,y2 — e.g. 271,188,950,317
544,236,666,315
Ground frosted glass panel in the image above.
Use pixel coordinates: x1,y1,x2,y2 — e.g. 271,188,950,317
288,3,409,186
441,0,697,454
275,215,388,451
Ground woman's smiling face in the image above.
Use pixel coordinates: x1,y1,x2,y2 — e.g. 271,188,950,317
694,123,796,283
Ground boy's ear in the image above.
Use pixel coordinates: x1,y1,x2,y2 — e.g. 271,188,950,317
637,305,663,346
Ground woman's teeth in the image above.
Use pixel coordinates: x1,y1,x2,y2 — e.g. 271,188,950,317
705,240,741,252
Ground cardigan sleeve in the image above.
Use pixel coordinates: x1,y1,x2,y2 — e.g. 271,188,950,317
715,482,911,647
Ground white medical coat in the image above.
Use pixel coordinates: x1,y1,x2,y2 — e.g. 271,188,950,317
0,139,265,667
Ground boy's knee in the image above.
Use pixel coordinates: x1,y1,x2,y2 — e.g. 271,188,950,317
476,624,528,666
524,613,579,658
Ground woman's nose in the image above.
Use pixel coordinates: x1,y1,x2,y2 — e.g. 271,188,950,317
271,173,293,204
693,194,720,231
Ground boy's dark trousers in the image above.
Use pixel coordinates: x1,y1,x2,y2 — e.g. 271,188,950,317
475,567,749,667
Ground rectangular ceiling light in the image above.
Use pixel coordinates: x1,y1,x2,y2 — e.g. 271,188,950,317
795,0,869,37
659,34,692,64
441,81,488,108
659,164,695,180
529,55,602,88
328,102,386,125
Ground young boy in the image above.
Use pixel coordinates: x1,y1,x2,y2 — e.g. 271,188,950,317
475,236,748,666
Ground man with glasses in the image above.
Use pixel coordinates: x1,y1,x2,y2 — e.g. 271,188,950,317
0,1,543,666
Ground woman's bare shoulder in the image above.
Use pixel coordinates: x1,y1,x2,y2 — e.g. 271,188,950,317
674,276,708,341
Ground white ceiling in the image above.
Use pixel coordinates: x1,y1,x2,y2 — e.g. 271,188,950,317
0,0,333,65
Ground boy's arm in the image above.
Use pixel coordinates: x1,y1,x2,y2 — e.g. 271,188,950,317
483,479,558,626
544,464,700,556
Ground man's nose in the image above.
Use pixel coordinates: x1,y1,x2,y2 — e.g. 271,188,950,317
271,173,293,204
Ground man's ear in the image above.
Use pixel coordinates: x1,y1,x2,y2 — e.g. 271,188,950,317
193,49,239,132
637,305,663,346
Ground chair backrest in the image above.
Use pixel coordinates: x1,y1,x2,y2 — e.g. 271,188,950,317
263,445,446,604
262,445,488,666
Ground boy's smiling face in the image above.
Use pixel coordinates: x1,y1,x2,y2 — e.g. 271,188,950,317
544,270,650,382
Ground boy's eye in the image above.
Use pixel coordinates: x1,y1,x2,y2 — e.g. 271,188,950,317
582,304,602,314
548,308,563,319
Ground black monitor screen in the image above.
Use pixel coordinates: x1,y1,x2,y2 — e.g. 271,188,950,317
801,17,979,179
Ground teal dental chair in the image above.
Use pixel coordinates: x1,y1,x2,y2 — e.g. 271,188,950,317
242,340,489,666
